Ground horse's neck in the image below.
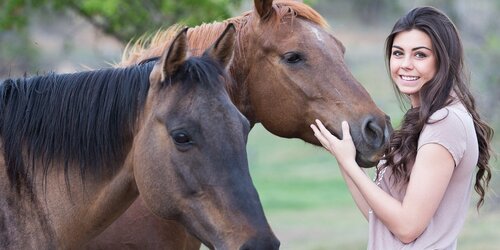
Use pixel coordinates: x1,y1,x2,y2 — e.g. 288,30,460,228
0,156,138,248
0,164,56,248
37,159,139,248
0,197,55,249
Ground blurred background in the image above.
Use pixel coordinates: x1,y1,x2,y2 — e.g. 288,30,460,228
1,0,498,249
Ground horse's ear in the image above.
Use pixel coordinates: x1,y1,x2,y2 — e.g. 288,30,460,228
204,23,236,69
160,27,189,82
254,0,274,21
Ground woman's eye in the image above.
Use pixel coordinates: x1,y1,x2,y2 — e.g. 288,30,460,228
392,50,403,57
415,52,427,59
283,52,304,64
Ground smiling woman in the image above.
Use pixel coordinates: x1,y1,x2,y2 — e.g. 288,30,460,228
389,29,437,107
311,6,494,250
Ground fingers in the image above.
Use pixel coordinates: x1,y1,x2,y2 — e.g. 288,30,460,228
341,121,352,140
310,124,321,138
310,120,356,162
311,119,343,154
314,119,329,136
310,124,330,149
311,119,352,142
314,119,339,142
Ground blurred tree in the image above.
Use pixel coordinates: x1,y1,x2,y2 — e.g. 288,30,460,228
468,29,500,127
351,0,402,23
0,0,242,42
313,0,402,24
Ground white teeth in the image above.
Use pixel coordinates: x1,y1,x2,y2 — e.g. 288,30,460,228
401,75,419,81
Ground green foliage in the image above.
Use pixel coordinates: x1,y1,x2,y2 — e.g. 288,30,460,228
0,0,43,29
0,0,241,42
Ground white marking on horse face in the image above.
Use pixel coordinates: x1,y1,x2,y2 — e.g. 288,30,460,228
308,24,325,44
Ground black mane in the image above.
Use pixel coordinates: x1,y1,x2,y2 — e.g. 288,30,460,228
0,54,228,193
0,62,153,192
158,55,229,92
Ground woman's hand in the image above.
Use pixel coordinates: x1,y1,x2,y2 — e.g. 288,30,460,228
310,119,357,167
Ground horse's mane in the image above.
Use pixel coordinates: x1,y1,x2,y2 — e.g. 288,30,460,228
0,55,228,193
0,62,154,192
119,1,328,67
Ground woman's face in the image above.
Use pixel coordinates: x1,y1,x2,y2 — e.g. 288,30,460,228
390,29,437,107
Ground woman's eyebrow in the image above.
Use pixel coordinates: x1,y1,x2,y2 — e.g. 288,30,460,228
392,45,432,51
412,46,432,51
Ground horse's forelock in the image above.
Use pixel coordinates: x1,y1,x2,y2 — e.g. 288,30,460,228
270,1,328,28
163,55,232,98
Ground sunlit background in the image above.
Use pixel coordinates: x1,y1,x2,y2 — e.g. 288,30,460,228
1,0,498,249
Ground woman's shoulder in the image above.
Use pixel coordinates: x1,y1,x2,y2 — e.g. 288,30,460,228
420,101,476,165
420,101,473,146
428,101,471,127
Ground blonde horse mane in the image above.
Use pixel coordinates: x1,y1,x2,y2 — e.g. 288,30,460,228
118,0,329,67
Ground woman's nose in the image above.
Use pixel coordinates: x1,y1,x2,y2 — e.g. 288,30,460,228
401,56,413,70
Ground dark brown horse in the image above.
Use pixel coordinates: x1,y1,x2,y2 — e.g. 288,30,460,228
0,25,279,249
88,0,392,249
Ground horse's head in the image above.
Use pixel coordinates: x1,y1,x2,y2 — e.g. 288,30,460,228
133,25,279,249
236,0,392,167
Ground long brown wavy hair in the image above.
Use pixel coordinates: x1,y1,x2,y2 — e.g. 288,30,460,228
381,6,494,209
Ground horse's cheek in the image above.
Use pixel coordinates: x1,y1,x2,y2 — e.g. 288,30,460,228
132,127,175,215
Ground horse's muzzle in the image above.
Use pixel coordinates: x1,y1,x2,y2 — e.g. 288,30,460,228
238,234,281,250
357,114,392,168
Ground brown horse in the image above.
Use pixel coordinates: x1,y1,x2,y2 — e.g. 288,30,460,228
88,0,393,249
0,25,279,249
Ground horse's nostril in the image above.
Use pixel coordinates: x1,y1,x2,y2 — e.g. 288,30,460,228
362,116,384,148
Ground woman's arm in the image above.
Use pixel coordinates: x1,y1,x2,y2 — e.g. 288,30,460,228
311,120,455,243
338,166,371,220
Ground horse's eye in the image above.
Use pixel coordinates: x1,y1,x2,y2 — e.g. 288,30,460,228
172,132,192,145
283,52,304,64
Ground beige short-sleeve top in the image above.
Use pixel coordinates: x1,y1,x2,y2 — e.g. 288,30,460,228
367,101,479,250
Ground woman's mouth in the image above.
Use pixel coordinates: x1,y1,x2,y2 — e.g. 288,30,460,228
400,75,420,81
